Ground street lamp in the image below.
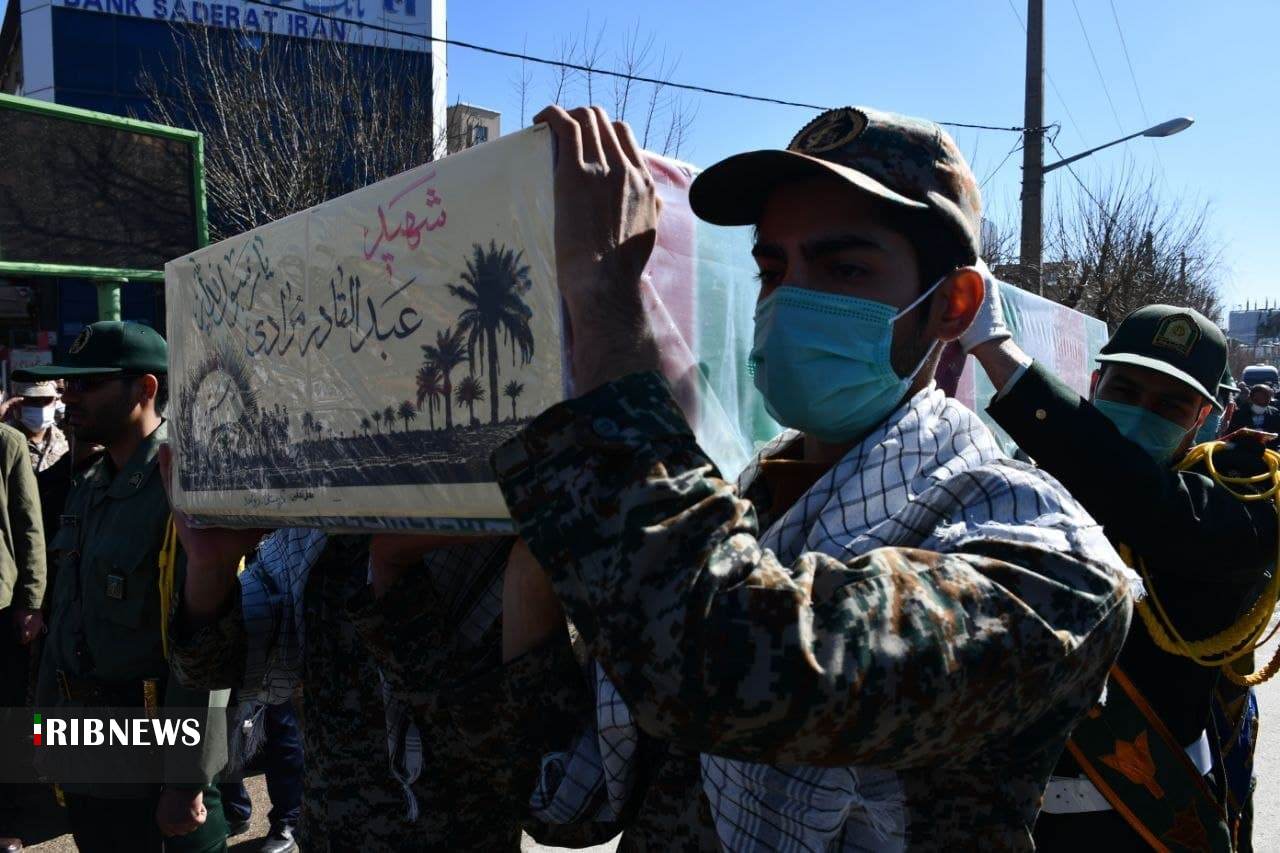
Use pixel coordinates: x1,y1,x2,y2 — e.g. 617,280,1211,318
1019,116,1194,294
1044,117,1195,173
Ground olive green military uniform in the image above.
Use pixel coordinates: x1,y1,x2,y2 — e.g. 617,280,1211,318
35,421,229,851
25,323,230,852
0,421,46,617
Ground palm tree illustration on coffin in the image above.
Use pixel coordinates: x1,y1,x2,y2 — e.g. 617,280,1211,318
455,375,485,426
398,400,417,432
415,363,445,430
504,380,525,421
420,326,468,431
449,241,536,425
382,404,397,434
360,416,372,437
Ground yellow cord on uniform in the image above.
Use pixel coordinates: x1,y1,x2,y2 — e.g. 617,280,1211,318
157,517,247,660
1126,441,1280,687
158,517,178,660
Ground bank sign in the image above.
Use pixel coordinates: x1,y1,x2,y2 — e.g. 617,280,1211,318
53,0,430,49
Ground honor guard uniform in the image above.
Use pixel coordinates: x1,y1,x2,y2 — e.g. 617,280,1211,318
29,323,230,853
974,303,1279,852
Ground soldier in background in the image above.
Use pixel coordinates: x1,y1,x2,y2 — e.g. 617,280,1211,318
0,406,46,853
8,379,69,474
28,321,229,852
968,298,1278,850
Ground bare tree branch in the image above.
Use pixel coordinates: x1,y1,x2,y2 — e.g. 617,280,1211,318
1038,167,1224,325
139,28,439,240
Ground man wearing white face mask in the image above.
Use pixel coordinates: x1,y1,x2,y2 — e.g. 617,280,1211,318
7,379,69,473
490,104,1138,850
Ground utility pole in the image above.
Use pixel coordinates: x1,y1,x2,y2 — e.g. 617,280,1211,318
1019,0,1045,295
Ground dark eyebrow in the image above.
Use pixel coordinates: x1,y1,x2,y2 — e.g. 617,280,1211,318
751,234,884,262
805,235,884,257
751,242,785,261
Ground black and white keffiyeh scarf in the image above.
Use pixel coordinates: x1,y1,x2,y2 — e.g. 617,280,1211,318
531,383,1134,850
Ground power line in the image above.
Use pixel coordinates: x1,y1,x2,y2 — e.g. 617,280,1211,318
1070,0,1126,136
1108,0,1150,125
980,137,1023,191
233,0,1043,133
1048,136,1111,221
1005,0,1088,147
1108,0,1169,183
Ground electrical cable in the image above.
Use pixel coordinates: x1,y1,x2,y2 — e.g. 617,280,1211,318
1070,0,1126,136
232,0,1047,133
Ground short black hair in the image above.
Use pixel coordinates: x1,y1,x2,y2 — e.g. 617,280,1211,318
877,203,977,292
154,375,169,414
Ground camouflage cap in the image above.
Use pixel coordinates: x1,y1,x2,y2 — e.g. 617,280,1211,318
689,105,982,258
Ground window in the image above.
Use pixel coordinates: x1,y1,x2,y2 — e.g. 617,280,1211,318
472,125,488,145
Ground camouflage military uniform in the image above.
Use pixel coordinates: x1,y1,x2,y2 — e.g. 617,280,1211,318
169,533,594,851
494,371,1135,850
26,423,69,473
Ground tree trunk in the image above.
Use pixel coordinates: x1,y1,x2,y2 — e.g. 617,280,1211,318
487,326,501,424
443,375,454,430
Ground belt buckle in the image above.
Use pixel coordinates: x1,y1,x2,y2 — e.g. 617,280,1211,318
56,669,72,701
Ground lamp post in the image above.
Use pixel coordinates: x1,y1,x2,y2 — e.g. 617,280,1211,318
1044,117,1194,173
1018,116,1194,294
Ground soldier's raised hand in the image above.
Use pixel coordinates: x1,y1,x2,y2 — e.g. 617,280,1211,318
534,105,662,393
158,443,270,625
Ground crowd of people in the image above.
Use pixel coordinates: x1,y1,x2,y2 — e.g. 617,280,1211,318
0,100,1277,853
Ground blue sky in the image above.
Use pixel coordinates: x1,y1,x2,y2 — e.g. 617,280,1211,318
444,0,1279,312
5,0,1274,309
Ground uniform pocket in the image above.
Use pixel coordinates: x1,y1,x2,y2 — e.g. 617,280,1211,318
95,550,153,630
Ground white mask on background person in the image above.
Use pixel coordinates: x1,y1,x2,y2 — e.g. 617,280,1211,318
20,404,56,432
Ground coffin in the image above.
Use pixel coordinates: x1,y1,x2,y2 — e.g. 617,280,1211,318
165,126,776,531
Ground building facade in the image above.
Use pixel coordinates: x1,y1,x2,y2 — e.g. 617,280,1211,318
0,0,446,364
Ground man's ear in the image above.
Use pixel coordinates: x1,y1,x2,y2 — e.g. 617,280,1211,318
933,267,983,341
137,373,160,406
1088,369,1101,398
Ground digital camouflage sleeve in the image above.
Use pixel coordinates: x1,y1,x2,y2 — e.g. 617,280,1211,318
493,371,1133,845
170,535,602,851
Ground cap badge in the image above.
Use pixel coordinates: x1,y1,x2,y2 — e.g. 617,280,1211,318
1152,314,1200,357
790,107,869,155
68,327,92,355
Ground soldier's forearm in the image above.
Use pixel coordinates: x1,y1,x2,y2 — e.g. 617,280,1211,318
502,539,566,662
181,561,238,629
971,338,1033,396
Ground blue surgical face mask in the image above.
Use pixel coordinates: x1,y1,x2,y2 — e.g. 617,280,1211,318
1195,411,1222,444
749,279,942,444
1093,399,1195,464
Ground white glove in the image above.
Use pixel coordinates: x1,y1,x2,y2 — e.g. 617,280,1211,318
959,259,1013,353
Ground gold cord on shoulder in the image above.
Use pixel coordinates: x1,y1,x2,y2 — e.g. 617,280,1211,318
1126,441,1280,687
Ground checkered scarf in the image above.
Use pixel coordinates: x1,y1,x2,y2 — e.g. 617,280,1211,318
531,383,1133,849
